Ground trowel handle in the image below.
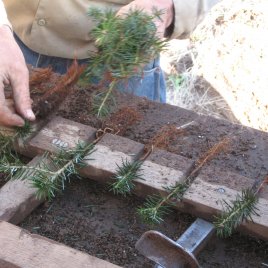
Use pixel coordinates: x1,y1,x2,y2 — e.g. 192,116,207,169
176,218,215,256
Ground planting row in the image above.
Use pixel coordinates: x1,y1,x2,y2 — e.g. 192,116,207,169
1,116,267,240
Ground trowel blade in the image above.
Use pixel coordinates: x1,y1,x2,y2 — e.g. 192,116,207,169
135,231,199,268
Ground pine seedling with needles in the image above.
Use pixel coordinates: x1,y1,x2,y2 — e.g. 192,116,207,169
111,159,143,196
92,81,117,118
214,176,268,238
101,107,142,196
83,8,167,117
86,8,166,79
110,125,182,197
138,183,189,225
0,121,32,164
138,195,171,224
1,141,95,200
110,124,186,201
0,134,16,163
214,189,259,238
138,137,231,225
15,121,33,139
34,142,95,200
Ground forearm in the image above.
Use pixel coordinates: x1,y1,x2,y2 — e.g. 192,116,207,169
0,0,11,27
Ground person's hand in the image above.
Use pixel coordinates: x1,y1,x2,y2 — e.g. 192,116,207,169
117,0,174,38
0,25,35,127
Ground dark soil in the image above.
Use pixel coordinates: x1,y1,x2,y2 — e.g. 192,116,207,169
20,70,268,267
20,178,268,268
56,86,268,181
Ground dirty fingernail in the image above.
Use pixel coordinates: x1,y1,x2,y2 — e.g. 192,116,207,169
26,109,36,121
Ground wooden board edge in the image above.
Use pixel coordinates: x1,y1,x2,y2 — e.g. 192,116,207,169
0,221,121,268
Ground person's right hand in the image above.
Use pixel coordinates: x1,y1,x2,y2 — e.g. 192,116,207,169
117,0,174,38
0,25,35,127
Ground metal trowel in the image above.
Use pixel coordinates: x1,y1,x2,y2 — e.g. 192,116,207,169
135,218,215,268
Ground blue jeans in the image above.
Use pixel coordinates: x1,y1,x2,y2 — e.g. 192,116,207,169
15,35,166,103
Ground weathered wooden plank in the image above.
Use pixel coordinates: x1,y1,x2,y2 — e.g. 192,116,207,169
81,135,194,197
0,156,45,224
0,221,120,268
134,148,194,197
80,133,144,182
29,116,96,154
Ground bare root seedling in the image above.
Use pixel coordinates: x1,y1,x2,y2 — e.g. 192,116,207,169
104,106,142,135
29,67,53,88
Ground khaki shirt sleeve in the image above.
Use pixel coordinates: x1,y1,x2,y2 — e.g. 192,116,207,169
171,0,221,39
0,0,11,27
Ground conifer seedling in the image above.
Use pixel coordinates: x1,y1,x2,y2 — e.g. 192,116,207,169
0,140,95,200
214,189,259,238
83,8,167,117
214,176,268,238
0,121,32,166
137,137,230,225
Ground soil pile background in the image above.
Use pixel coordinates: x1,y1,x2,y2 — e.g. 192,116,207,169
192,0,268,132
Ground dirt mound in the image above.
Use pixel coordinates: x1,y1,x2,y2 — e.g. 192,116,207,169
192,0,268,132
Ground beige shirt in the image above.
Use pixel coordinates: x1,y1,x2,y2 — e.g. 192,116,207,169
1,0,219,59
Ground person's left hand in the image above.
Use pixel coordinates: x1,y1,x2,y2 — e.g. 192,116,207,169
117,0,174,38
